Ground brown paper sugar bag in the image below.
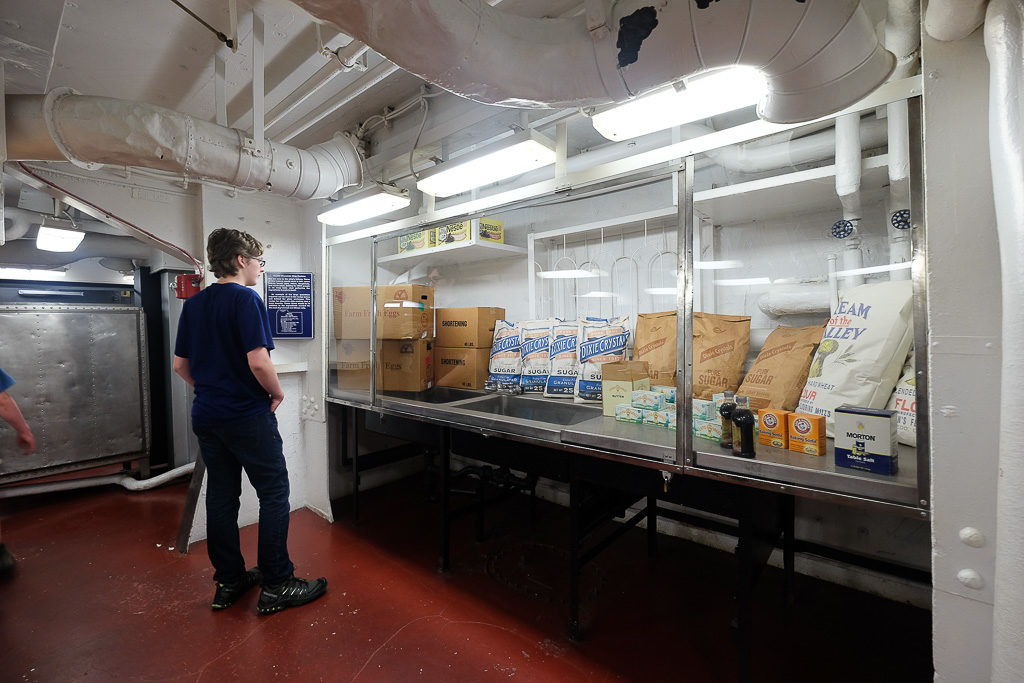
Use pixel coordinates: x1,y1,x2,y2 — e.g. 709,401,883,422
692,312,751,399
737,323,826,411
634,311,676,382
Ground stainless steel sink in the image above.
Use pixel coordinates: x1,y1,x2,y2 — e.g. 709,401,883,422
383,387,485,404
460,394,600,425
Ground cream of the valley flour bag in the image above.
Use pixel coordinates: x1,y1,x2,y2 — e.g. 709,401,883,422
886,352,916,446
798,281,913,435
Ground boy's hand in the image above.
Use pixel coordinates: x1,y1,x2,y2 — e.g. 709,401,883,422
17,429,35,455
270,393,284,413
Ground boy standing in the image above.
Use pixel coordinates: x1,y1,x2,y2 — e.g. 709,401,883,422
173,228,326,615
0,366,36,576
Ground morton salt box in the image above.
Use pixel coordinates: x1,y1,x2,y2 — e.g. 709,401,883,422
435,347,490,389
332,285,434,339
435,307,505,348
834,404,898,475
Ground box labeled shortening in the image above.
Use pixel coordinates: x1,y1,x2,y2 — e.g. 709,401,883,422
436,307,505,348
787,412,826,456
435,347,490,389
834,405,899,475
758,409,792,449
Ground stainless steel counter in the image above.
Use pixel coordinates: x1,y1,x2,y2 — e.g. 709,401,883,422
327,385,927,516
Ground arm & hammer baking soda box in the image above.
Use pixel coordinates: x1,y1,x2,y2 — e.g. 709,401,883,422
787,412,826,456
834,405,899,475
758,409,791,449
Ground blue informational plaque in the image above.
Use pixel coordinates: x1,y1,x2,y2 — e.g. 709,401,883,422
265,272,314,339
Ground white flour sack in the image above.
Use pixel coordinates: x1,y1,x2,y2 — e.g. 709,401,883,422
544,321,580,397
574,316,630,403
797,281,914,436
886,352,917,446
519,319,554,393
485,320,523,393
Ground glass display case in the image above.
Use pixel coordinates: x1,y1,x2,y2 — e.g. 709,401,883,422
325,84,927,515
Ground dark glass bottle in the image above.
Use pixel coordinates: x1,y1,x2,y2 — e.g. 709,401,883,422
731,395,757,458
719,390,736,449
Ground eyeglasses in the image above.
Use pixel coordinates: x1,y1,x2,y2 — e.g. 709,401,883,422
248,257,266,267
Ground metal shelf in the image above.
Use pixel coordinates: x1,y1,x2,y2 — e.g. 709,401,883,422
378,237,526,269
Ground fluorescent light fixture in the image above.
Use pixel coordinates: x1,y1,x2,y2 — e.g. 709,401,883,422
576,291,616,298
36,226,85,252
694,260,744,270
0,268,67,281
714,277,772,287
416,129,556,198
644,287,678,295
835,262,912,277
317,185,410,226
591,67,767,141
536,269,599,280
122,274,136,284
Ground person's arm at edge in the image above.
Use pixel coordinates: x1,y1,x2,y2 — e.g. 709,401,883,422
247,346,285,412
172,355,195,387
0,391,35,454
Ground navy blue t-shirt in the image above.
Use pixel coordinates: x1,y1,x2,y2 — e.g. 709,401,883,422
174,283,275,427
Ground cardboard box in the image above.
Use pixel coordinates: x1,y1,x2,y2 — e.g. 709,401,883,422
398,229,436,253
631,390,666,411
693,417,723,442
615,404,645,423
332,285,434,339
435,307,505,348
477,217,504,244
437,221,471,244
758,409,791,449
601,360,651,417
787,413,826,456
435,347,490,389
644,408,677,430
336,339,434,392
834,405,899,475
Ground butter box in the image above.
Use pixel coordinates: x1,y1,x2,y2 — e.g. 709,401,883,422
834,405,898,475
787,413,826,456
601,361,651,417
692,398,716,421
615,404,646,424
632,390,666,410
652,385,677,404
644,408,677,430
692,417,722,442
758,409,792,449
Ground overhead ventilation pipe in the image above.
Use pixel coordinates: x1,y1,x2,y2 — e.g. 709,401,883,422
986,2,1024,680
291,0,894,124
926,0,989,42
4,89,362,200
834,113,865,289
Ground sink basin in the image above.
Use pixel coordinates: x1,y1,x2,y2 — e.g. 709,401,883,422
461,395,600,425
383,387,484,404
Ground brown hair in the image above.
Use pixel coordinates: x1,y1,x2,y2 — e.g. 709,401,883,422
206,228,263,278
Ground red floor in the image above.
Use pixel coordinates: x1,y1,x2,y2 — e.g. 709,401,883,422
0,475,932,682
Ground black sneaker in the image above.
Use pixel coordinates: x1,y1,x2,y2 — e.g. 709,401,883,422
0,543,15,578
256,575,327,615
211,567,262,610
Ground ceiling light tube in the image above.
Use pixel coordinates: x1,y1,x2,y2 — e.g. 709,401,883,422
416,129,557,198
714,277,772,287
317,184,410,226
644,287,678,295
36,226,86,252
0,268,68,281
590,67,767,142
834,262,912,277
536,269,599,280
694,259,744,270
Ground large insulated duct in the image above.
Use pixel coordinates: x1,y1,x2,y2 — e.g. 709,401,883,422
986,2,1024,680
292,0,894,124
926,0,989,42
4,89,362,200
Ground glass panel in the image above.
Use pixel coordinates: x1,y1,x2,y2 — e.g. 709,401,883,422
327,235,375,405
686,100,923,507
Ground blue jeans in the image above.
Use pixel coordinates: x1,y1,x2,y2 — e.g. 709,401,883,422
193,411,294,586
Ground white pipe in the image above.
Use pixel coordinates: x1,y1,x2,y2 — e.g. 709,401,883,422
835,113,864,222
1,207,36,242
0,462,195,500
886,99,911,222
4,91,362,200
291,0,894,124
827,253,840,315
841,242,866,288
926,0,988,42
886,0,922,80
757,282,832,317
888,235,912,280
986,2,1024,680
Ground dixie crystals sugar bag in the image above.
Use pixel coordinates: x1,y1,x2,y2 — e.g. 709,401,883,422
797,281,914,436
519,319,554,393
544,321,580,397
485,320,523,393
574,316,629,403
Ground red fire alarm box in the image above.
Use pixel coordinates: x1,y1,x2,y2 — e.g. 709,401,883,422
174,274,201,299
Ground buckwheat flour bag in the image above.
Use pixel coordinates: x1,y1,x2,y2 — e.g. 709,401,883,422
886,352,917,446
737,323,826,411
574,316,630,403
634,311,677,382
485,320,523,393
519,319,554,393
798,281,914,435
544,321,580,397
692,313,751,400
